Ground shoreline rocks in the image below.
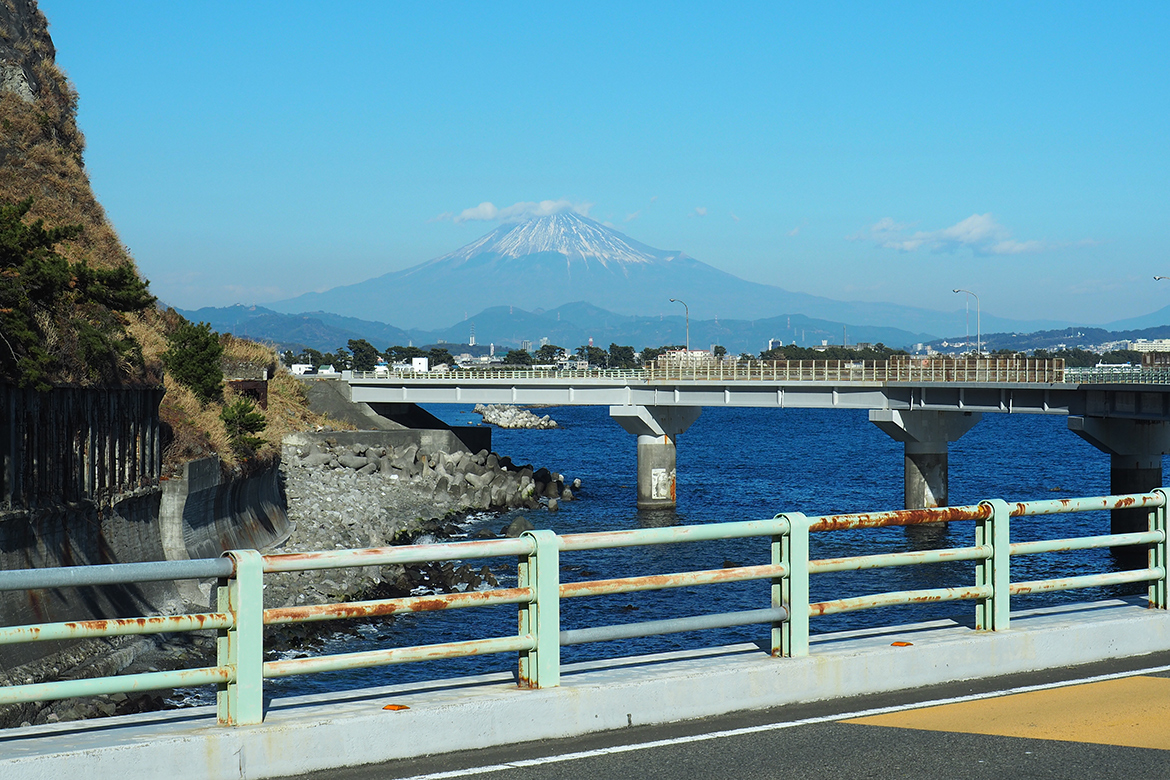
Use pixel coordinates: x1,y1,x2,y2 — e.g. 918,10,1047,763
270,438,577,608
474,404,558,429
1,436,582,728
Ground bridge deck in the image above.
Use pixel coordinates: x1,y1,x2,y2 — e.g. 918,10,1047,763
343,374,1170,420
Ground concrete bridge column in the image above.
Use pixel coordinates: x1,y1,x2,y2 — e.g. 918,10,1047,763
869,410,982,510
1068,417,1170,537
610,406,701,509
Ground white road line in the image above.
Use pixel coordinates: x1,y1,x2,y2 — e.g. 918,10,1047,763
398,663,1170,779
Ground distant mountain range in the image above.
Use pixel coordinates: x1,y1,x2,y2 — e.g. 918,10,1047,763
182,211,1170,354
266,211,1082,339
176,302,933,355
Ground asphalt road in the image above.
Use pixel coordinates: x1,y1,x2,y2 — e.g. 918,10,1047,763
288,650,1170,780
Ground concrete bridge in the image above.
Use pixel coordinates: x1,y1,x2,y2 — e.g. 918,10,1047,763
340,359,1170,535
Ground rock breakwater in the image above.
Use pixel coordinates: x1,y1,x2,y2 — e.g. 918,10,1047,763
474,403,558,429
272,435,576,608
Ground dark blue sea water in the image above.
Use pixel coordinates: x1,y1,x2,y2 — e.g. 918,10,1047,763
261,405,1147,699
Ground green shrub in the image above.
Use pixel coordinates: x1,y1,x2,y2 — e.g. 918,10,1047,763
0,198,154,389
162,320,224,403
220,396,267,459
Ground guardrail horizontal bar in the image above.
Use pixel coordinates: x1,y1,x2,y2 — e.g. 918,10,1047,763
1010,531,1164,557
559,517,790,551
810,504,991,531
262,537,535,573
1010,493,1165,517
809,545,991,574
0,558,233,592
264,587,533,625
0,612,233,645
560,607,790,646
1010,568,1163,596
810,585,992,616
560,564,787,599
0,665,230,706
262,634,535,678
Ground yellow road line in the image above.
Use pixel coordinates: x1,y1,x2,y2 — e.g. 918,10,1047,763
846,676,1170,750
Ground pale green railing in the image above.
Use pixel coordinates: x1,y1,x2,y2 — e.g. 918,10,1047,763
0,490,1165,725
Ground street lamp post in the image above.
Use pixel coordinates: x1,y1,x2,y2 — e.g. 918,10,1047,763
1155,276,1170,281
670,298,690,352
952,289,981,356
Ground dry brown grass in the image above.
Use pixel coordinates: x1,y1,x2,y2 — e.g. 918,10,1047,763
156,334,336,471
0,3,130,273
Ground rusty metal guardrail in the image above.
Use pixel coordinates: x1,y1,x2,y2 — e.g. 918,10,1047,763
0,489,1164,726
352,358,1066,384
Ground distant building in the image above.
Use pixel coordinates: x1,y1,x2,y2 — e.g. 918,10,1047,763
520,340,532,352
656,349,715,367
1128,339,1170,352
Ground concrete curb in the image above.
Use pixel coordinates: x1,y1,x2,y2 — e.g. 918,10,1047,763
3,599,1169,779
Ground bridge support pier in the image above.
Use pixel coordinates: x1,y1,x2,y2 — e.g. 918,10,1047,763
610,406,701,509
870,410,982,510
1069,417,1170,539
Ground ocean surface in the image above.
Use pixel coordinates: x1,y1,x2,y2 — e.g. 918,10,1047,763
259,404,1150,700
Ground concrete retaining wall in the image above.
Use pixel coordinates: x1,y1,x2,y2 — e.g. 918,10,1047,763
159,457,290,562
0,489,173,669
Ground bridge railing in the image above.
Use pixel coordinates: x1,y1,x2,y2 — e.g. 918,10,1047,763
1064,366,1170,384
647,357,1065,383
0,489,1164,725
350,358,1066,384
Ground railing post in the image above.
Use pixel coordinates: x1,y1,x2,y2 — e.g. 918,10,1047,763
775,512,809,656
1150,488,1168,609
518,529,560,688
217,549,264,725
975,499,1010,631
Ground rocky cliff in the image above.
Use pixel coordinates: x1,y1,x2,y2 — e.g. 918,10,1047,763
0,0,129,270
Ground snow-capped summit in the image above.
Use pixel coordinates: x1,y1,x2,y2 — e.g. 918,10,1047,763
270,207,970,337
429,212,666,270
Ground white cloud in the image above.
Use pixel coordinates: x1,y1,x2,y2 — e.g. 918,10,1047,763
456,202,500,222
625,210,641,222
693,206,707,217
851,213,1053,256
436,199,593,224
730,212,741,223
787,226,800,237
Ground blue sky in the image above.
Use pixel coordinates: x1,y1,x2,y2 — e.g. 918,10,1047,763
37,1,1170,325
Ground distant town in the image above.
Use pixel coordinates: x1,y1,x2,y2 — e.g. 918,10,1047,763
283,334,1170,376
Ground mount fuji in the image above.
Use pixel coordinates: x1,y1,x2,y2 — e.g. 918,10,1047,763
269,212,1067,338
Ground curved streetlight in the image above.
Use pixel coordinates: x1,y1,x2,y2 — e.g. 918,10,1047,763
1156,276,1170,281
669,298,690,352
952,288,981,356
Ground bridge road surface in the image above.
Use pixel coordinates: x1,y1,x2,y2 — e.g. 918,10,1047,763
287,651,1170,780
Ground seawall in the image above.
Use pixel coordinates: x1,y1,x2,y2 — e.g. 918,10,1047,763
0,385,290,686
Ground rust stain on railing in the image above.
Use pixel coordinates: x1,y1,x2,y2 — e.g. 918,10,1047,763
264,587,532,625
810,504,991,532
